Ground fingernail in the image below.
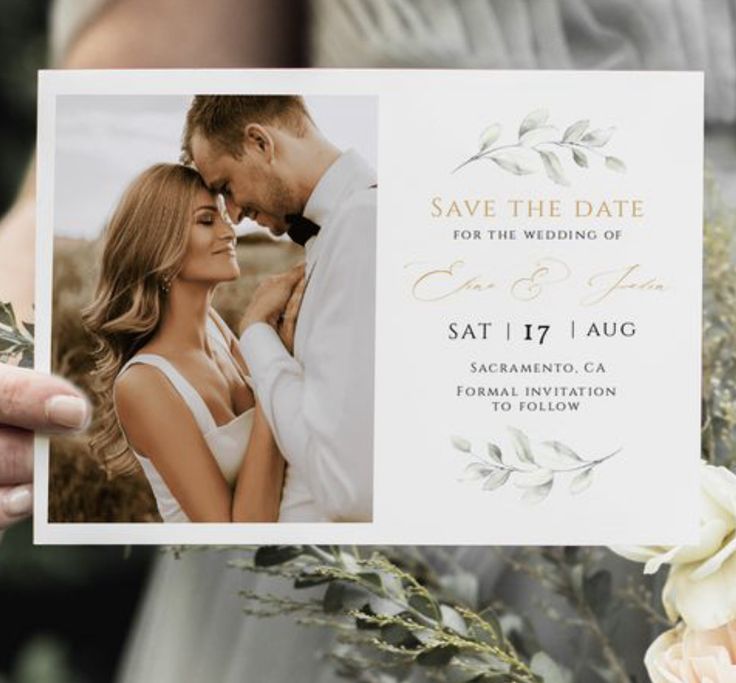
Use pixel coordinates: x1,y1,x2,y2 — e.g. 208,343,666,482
3,486,31,516
44,395,90,430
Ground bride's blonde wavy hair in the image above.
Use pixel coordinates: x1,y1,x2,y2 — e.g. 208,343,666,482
83,163,209,477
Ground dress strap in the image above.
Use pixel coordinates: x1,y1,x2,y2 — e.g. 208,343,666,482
206,313,256,391
119,354,218,434
206,314,231,355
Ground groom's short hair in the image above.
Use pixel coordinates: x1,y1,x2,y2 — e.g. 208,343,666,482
182,95,312,164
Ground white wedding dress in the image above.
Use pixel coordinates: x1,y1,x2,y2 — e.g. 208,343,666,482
117,316,254,523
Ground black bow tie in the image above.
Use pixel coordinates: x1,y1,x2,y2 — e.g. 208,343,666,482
286,214,321,247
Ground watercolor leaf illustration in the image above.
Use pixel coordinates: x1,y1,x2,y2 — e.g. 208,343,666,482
452,109,626,184
452,428,621,504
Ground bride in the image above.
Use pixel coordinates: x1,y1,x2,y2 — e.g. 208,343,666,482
83,162,302,523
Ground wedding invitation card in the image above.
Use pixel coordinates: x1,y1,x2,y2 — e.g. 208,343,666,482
34,69,702,545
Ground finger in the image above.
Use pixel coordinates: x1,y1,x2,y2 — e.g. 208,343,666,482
0,484,32,529
283,262,306,284
285,277,307,320
0,365,91,433
277,319,295,354
266,264,304,292
270,271,303,310
292,276,307,303
279,282,301,326
0,427,32,485
285,267,306,298
276,319,291,343
281,303,298,334
293,274,307,294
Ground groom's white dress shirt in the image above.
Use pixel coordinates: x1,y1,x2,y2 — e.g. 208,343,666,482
240,150,376,522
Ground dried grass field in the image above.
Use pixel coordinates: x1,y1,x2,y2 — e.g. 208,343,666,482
49,234,302,522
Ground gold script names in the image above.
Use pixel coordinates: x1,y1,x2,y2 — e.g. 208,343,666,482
409,259,666,305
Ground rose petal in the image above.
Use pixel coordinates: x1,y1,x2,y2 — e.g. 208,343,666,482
701,466,736,520
610,544,666,564
634,520,731,575
646,628,694,683
664,553,736,630
646,622,736,683
691,535,736,581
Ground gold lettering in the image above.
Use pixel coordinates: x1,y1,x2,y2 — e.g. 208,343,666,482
409,260,495,302
582,264,665,305
510,257,571,301
430,195,442,218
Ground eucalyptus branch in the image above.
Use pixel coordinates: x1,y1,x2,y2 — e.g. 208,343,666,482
495,548,568,595
494,547,635,681
464,446,620,475
615,579,673,628
325,647,408,682
550,551,630,683
452,429,621,503
541,140,609,160
577,602,630,683
232,545,540,682
451,109,625,185
451,143,520,174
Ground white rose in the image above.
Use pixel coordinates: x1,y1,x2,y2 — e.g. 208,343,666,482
645,620,736,682
612,463,736,630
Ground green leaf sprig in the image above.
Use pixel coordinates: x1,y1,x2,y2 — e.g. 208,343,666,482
452,109,626,186
0,301,33,367
452,429,621,503
231,545,548,683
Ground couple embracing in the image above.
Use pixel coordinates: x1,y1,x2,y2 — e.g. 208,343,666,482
83,96,376,524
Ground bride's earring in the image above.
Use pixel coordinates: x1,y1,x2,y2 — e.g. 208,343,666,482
160,276,172,295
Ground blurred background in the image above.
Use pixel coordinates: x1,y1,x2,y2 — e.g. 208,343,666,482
1,1,735,682
0,5,155,682
0,1,44,216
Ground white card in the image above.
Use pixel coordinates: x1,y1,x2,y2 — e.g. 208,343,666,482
34,69,702,545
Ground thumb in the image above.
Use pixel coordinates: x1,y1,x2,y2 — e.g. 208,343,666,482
0,365,91,433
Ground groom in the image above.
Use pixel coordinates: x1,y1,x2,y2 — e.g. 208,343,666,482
182,95,375,523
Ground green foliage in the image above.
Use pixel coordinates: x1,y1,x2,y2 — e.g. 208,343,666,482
529,653,571,683
0,301,33,367
453,110,625,185
702,176,736,468
235,545,544,682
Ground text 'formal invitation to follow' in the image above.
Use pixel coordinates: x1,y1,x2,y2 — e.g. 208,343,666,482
35,70,702,544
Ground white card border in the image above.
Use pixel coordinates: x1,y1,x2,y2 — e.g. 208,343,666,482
34,68,703,545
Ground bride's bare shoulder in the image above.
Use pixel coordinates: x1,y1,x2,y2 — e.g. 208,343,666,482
114,362,173,416
114,362,203,460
